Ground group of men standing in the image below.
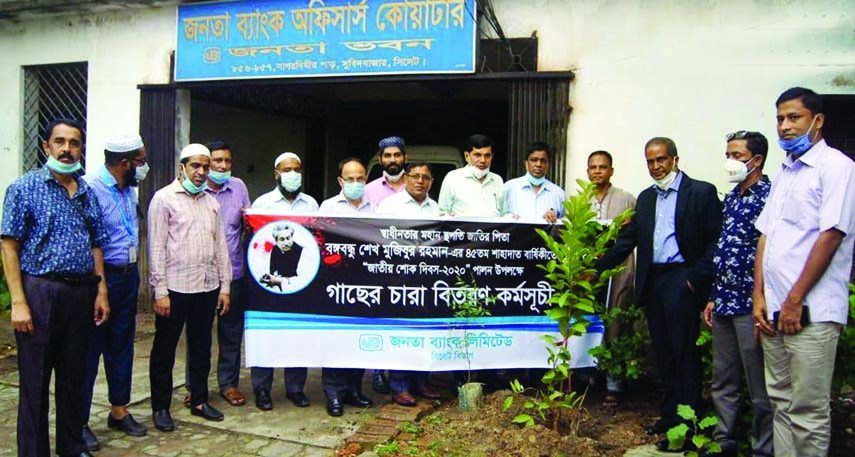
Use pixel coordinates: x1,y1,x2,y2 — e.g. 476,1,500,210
1,85,853,457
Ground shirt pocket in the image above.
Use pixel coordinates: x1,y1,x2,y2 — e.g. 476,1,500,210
781,181,821,231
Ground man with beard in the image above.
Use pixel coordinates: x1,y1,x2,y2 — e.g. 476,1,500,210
364,136,407,206
80,133,150,450
2,118,110,457
249,152,317,411
504,141,565,223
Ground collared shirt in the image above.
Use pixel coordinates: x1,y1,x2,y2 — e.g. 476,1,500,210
364,176,405,206
2,167,109,276
205,177,251,280
376,190,439,217
252,188,319,212
504,176,565,222
710,177,771,316
148,180,232,299
84,166,139,266
755,140,855,324
437,167,505,217
319,193,375,214
590,185,636,224
652,171,685,264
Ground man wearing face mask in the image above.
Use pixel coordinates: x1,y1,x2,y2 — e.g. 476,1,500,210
365,136,408,206
319,157,376,416
148,144,232,431
438,134,505,218
595,137,722,452
80,133,150,449
249,152,318,411
504,141,565,223
753,87,855,457
2,118,110,457
702,131,772,457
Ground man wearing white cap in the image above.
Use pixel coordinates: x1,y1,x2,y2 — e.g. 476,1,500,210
249,152,318,411
147,144,232,432
80,133,149,448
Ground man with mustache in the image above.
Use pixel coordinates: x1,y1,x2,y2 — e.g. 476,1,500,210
504,141,565,223
364,136,408,207
80,133,150,450
2,118,110,457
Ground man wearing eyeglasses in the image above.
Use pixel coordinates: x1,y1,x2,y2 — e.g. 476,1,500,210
703,131,773,457
80,134,150,449
504,141,565,223
318,157,375,416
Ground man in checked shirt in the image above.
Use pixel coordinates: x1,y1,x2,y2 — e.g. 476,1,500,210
147,143,231,432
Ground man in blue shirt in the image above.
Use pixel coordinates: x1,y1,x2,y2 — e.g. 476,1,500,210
504,141,565,223
2,118,111,457
81,133,150,449
703,131,773,457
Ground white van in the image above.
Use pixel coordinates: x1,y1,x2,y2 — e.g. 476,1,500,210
366,145,466,200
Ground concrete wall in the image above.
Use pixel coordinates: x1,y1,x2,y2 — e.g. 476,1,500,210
0,4,176,203
1,0,854,203
491,0,855,195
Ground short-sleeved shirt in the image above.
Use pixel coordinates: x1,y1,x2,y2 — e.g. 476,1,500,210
84,166,139,266
364,176,405,206
503,176,565,222
2,167,110,276
710,177,771,316
205,177,251,280
755,140,855,324
437,167,505,217
252,189,319,212
319,193,375,215
376,190,439,217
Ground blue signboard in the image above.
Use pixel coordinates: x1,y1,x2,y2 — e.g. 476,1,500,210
175,0,477,81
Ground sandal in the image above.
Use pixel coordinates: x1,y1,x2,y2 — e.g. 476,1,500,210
220,387,247,406
183,394,191,409
603,391,621,408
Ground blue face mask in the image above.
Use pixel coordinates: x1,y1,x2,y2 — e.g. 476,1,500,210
526,172,546,187
45,155,82,175
342,181,365,200
180,165,207,194
778,116,818,156
208,169,231,185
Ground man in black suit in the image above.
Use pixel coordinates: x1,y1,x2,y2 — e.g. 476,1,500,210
596,137,722,451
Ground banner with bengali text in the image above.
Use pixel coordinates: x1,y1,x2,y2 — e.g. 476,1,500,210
243,210,604,370
176,0,477,81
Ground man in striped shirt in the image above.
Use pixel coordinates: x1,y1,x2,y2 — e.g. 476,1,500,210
147,144,232,432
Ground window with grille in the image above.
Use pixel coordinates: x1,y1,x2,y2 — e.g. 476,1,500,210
21,62,88,172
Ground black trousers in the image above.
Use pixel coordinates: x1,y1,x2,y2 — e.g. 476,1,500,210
17,275,95,457
322,368,365,400
644,267,702,426
149,289,217,411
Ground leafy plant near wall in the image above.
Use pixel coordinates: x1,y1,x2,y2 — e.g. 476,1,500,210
588,304,650,383
503,180,631,433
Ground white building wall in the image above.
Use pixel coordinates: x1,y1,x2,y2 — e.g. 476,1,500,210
0,5,176,203
492,0,855,195
1,0,854,203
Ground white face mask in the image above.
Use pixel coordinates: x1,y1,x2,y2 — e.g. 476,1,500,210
724,157,756,183
468,164,489,179
279,170,302,192
654,170,677,190
134,162,150,182
383,169,405,183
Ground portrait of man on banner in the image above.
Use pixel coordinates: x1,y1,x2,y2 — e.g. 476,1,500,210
250,221,320,294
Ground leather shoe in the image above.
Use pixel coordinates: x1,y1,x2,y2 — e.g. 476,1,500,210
326,397,343,417
286,391,310,407
81,425,100,452
372,371,390,394
190,402,224,422
344,391,374,408
107,413,148,437
392,391,417,407
644,419,672,436
414,385,442,400
255,389,273,411
153,409,174,432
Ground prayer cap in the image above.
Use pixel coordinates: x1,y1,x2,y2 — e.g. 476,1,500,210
379,136,405,150
274,152,301,167
179,143,211,160
105,133,143,153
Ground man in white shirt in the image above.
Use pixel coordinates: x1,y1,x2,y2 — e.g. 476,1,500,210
318,158,375,416
249,152,318,412
504,141,565,223
438,134,505,218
